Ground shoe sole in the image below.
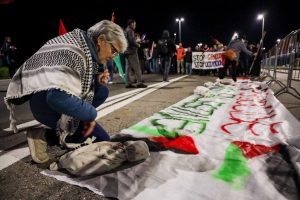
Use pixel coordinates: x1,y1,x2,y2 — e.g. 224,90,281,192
26,130,49,164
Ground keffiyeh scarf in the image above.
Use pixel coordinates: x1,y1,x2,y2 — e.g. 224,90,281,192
5,29,98,147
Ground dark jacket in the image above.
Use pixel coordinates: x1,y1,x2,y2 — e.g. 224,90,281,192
185,51,193,63
125,26,139,55
1,41,16,65
228,38,253,60
152,47,158,59
159,31,176,57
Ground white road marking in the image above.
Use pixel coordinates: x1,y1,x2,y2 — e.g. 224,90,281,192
0,145,29,170
96,76,187,118
0,76,187,170
4,120,40,132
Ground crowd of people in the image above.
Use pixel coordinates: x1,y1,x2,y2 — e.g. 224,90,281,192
118,25,262,83
0,21,262,83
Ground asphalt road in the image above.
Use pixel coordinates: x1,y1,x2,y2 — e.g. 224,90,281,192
0,73,299,200
1,74,208,200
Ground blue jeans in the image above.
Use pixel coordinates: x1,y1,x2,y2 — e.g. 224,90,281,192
186,62,192,75
151,58,158,73
29,83,110,143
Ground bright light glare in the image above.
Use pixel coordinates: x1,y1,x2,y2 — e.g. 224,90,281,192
257,14,264,20
231,32,238,40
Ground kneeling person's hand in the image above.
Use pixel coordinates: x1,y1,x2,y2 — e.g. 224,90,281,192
82,121,96,138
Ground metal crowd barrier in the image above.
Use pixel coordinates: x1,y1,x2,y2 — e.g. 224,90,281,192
261,29,300,100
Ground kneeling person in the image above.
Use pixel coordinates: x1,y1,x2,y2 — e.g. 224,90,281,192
4,20,128,163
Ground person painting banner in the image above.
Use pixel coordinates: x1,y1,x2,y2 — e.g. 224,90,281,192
249,31,266,75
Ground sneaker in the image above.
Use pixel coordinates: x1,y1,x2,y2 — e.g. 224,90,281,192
125,84,135,88
26,128,50,164
136,83,147,88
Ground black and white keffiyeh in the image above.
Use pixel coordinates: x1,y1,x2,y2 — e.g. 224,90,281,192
5,29,98,147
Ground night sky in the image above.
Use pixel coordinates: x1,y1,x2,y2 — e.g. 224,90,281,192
0,0,299,64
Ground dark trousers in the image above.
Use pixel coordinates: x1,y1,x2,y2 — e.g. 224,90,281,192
125,53,143,85
161,56,171,81
219,58,237,82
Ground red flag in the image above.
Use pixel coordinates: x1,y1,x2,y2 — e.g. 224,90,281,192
111,12,115,23
59,19,67,36
0,0,14,4
210,36,219,45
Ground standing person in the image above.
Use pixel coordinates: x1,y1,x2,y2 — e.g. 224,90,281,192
124,19,147,88
176,42,185,74
250,42,262,77
5,20,128,164
136,34,146,74
150,42,159,73
238,39,250,76
106,59,114,84
185,47,193,75
219,34,255,82
1,36,17,78
157,30,176,82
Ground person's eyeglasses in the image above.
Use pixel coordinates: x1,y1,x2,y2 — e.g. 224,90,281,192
110,43,119,57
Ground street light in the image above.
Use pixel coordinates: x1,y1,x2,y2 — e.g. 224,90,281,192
257,14,265,50
174,33,177,42
176,17,184,43
276,39,281,44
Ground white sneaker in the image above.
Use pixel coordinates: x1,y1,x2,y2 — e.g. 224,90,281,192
26,128,50,163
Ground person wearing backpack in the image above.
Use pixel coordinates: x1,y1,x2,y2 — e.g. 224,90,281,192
157,30,176,82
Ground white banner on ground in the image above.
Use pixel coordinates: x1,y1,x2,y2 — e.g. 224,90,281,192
192,51,225,70
42,80,300,200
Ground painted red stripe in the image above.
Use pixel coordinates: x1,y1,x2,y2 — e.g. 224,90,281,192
151,136,199,154
233,141,281,159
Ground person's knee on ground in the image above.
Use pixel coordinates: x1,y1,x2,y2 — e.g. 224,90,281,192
26,127,50,164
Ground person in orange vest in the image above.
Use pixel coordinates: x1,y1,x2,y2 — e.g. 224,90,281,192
176,42,185,74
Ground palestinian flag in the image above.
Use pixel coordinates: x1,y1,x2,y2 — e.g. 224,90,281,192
43,80,300,200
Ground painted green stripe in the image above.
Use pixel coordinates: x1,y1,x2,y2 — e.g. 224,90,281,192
213,143,251,189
